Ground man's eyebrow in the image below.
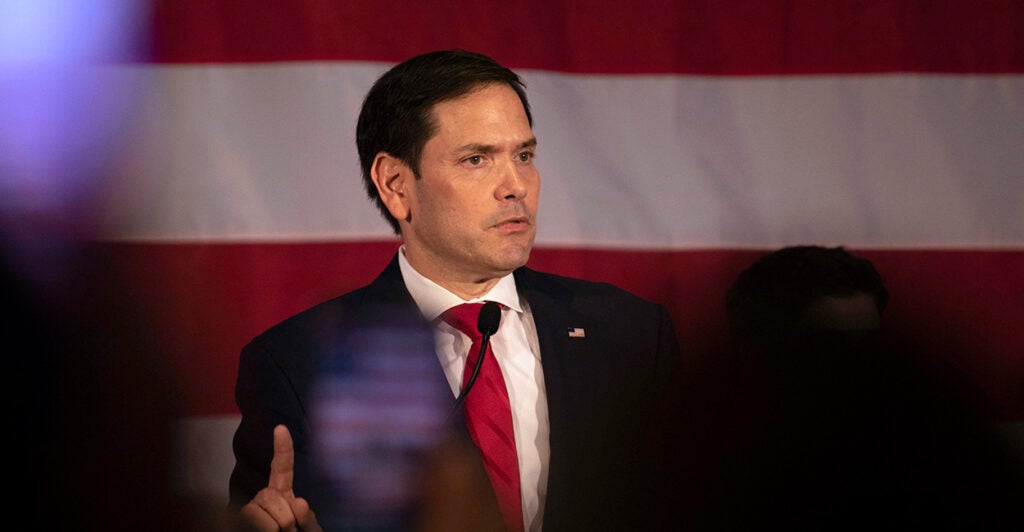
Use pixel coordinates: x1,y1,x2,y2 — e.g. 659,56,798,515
518,138,538,150
456,138,538,154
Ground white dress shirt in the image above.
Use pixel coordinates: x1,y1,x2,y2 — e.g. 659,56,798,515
398,249,549,531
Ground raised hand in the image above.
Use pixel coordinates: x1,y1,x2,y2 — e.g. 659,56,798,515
237,425,322,532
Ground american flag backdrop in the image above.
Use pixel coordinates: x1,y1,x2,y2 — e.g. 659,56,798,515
9,0,1020,508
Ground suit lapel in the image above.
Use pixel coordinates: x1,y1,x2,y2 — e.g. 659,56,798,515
515,267,595,523
355,253,464,413
367,254,483,430
515,267,575,412
515,267,600,411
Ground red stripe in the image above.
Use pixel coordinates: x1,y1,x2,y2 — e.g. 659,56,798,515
91,242,1023,420
146,0,1024,73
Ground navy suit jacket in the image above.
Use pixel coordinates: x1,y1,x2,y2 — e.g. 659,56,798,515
229,254,680,530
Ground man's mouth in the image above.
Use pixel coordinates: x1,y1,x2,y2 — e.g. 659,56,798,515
494,216,530,233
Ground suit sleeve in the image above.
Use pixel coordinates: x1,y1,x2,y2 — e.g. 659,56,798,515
228,340,311,509
654,303,682,394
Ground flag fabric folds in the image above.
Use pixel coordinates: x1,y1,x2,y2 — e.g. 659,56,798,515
89,1,1023,505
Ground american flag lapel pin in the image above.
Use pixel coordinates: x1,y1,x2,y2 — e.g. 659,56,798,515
567,327,585,338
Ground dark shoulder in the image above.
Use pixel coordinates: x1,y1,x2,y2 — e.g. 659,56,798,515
252,255,414,350
516,267,668,315
517,266,657,301
249,284,375,354
247,277,422,364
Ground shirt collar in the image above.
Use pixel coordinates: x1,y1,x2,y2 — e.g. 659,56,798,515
398,246,523,321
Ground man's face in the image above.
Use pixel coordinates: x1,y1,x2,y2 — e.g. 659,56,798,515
399,83,539,284
798,292,881,336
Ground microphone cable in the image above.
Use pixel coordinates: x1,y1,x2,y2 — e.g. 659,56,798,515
450,301,501,417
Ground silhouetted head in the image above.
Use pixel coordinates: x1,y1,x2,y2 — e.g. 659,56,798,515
726,245,889,347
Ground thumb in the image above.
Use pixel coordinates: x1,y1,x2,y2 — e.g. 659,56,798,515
268,424,296,496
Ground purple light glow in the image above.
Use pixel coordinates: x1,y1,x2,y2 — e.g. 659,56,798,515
0,0,150,286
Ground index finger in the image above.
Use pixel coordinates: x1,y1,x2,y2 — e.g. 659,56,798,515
268,424,295,495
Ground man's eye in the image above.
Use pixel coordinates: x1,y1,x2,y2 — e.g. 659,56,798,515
518,152,534,162
465,155,483,165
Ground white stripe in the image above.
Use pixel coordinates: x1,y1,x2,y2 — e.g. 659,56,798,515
173,415,239,507
96,64,1024,248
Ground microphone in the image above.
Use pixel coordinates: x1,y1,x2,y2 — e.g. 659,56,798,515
450,301,501,416
477,300,501,336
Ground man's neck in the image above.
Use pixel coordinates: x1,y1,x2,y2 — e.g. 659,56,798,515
401,246,506,301
398,249,523,322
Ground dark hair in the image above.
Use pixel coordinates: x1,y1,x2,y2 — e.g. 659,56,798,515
726,245,889,346
356,49,532,234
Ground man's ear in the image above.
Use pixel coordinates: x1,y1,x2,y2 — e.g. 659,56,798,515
370,152,412,222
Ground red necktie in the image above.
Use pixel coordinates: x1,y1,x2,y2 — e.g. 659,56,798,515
441,303,524,532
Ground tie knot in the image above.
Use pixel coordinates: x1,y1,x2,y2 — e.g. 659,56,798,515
440,302,486,339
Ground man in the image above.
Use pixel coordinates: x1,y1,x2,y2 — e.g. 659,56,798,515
649,245,1024,530
647,245,893,527
230,49,680,531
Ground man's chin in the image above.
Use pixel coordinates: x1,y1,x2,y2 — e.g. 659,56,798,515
491,246,532,274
